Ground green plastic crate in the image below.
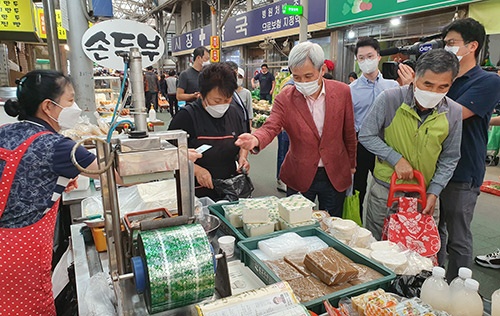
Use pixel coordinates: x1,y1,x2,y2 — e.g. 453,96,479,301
208,202,319,241
237,227,396,314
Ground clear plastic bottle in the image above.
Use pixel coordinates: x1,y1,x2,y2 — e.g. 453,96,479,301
420,266,450,312
492,288,500,316
450,267,472,294
148,105,156,121
449,278,483,316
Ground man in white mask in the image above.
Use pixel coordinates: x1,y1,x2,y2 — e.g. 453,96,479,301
350,37,399,221
440,18,500,281
236,41,357,217
358,49,463,241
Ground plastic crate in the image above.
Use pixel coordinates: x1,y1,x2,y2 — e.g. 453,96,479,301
480,181,500,197
208,202,319,241
237,227,396,314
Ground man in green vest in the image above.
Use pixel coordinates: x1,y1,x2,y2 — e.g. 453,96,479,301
359,49,463,240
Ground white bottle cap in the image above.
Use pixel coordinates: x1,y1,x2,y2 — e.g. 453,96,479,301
464,278,479,291
458,267,472,279
432,266,446,278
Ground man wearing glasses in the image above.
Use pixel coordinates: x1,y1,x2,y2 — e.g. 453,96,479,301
439,18,500,281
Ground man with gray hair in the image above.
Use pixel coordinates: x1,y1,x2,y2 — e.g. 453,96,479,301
359,49,463,240
236,41,356,216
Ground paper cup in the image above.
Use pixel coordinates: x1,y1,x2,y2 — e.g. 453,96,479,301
218,235,236,258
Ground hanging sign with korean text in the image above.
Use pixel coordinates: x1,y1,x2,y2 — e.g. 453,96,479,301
327,0,478,28
81,19,165,70
0,0,35,32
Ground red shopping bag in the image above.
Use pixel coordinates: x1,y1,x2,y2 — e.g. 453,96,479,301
382,171,440,258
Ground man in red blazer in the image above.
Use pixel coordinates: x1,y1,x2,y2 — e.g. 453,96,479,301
236,41,357,216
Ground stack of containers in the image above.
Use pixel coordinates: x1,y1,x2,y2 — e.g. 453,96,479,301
278,195,316,230
242,199,275,237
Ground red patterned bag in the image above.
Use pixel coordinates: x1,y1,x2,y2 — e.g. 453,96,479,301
383,171,440,258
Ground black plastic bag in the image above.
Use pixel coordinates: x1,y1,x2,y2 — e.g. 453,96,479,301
213,172,254,202
388,270,432,298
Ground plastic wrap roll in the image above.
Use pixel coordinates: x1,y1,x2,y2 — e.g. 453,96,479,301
138,224,215,313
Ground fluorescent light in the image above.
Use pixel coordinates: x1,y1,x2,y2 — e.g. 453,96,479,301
348,30,355,39
390,17,401,26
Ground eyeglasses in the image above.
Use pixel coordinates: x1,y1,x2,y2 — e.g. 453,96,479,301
443,39,465,46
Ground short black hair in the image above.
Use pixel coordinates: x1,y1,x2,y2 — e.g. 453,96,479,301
146,66,153,71
441,18,486,58
225,61,239,71
199,63,237,98
261,64,268,69
323,73,334,79
415,48,460,79
5,70,72,120
348,72,358,79
355,37,380,56
168,69,176,76
193,46,209,60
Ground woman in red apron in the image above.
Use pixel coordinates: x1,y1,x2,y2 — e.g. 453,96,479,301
168,63,250,201
0,70,98,315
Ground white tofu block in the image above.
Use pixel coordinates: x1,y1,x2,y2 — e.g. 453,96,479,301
222,204,243,228
243,222,275,237
278,194,315,224
242,208,269,224
258,232,308,260
278,218,317,230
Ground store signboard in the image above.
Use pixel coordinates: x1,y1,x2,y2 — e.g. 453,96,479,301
210,49,220,63
35,8,67,40
210,36,220,49
81,19,165,70
0,0,35,32
282,5,303,16
172,0,325,53
327,0,478,28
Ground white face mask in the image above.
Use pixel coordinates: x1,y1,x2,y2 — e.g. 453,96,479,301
295,72,322,97
444,45,468,62
204,100,230,118
414,87,446,109
358,58,379,74
202,61,211,67
237,78,244,86
49,101,82,130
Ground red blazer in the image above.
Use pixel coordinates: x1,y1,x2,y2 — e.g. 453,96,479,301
253,79,357,192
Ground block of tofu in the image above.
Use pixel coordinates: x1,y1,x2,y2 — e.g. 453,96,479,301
243,222,274,237
242,199,271,224
307,276,352,296
278,218,317,230
287,276,324,303
264,260,303,281
304,247,358,285
278,194,315,224
222,204,244,228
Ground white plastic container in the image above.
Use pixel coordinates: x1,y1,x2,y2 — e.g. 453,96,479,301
492,288,500,316
148,106,156,121
449,278,483,316
450,267,472,294
420,266,450,312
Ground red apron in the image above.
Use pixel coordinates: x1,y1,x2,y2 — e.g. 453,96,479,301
0,131,59,316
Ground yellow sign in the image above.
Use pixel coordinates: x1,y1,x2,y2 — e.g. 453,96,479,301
470,0,500,35
35,7,67,40
0,0,35,32
210,36,220,49
210,49,220,63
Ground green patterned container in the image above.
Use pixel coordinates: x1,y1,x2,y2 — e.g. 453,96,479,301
138,224,215,313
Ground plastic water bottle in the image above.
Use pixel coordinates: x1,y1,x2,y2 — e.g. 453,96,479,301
149,105,156,121
450,267,472,294
492,288,500,316
420,266,450,312
449,278,483,316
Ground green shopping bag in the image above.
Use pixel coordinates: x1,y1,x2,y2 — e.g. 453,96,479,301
342,189,362,226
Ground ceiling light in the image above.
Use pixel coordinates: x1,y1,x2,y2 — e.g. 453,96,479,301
347,30,355,39
390,17,401,26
